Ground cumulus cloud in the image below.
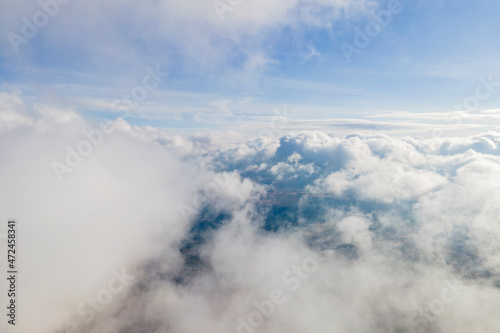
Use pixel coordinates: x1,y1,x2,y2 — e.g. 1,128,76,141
1,97,500,332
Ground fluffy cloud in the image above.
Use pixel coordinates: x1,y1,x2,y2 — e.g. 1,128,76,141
1,98,500,332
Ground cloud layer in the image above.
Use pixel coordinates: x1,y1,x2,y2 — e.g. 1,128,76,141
1,97,500,332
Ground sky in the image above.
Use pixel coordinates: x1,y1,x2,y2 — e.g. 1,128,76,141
1,0,500,134
2,1,500,333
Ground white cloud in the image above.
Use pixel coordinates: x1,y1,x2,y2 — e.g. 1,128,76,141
2,95,500,332
0,0,376,75
0,91,33,131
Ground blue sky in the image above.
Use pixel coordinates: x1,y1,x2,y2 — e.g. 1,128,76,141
1,0,500,134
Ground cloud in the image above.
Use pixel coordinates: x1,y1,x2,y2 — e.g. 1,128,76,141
0,0,376,76
0,91,34,131
2,97,500,332
0,96,209,332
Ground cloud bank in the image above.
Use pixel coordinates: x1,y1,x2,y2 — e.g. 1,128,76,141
1,96,500,332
